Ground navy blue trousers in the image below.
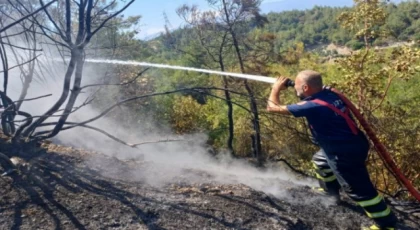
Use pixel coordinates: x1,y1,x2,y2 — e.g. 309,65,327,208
312,133,397,228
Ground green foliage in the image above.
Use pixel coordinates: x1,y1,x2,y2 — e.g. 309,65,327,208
331,0,420,197
265,6,353,49
90,0,420,199
345,39,365,50
161,1,420,53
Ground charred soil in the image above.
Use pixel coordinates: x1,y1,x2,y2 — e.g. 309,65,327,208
0,139,419,230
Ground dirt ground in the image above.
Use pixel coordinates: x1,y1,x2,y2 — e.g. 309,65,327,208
0,140,419,230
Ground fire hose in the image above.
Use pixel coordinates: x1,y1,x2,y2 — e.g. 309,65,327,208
29,59,420,201
285,79,420,202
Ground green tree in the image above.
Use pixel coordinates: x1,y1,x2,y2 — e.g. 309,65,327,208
336,0,420,198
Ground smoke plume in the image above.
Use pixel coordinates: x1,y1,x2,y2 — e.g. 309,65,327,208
2,43,320,204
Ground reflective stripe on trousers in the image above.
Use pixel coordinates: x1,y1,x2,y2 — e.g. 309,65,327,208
311,140,397,228
357,195,392,219
313,162,337,182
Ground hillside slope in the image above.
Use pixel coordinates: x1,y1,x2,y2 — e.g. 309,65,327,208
261,0,354,13
0,140,419,230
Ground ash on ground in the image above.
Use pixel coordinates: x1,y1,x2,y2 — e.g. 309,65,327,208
0,142,419,230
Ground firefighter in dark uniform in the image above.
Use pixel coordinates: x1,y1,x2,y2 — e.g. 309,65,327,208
266,70,397,230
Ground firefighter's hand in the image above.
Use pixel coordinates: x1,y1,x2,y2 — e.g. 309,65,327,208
272,76,289,91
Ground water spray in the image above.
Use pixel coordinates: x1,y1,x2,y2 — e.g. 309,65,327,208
80,59,420,202
83,59,280,84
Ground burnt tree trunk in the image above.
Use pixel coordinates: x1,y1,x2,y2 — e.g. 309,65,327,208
219,56,234,154
222,0,263,165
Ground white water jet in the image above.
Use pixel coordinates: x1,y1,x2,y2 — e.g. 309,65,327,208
44,57,317,200
83,59,278,84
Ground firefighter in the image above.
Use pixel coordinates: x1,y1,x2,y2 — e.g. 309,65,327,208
266,70,397,230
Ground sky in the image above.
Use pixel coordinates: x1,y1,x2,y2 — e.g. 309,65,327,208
121,0,398,40
124,0,211,39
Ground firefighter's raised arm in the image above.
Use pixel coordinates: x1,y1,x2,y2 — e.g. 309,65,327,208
266,76,292,115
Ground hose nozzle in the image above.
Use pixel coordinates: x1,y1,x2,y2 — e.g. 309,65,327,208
286,79,295,88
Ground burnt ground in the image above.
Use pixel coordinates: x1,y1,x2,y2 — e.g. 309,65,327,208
0,141,419,230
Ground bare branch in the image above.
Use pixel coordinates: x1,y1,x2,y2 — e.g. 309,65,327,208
274,159,313,178
0,0,58,34
13,97,94,123
38,27,71,48
13,4,71,49
37,23,64,37
13,94,52,104
0,152,15,174
93,0,117,18
0,42,8,94
11,111,33,142
371,75,395,112
129,139,187,148
0,54,42,73
192,89,251,112
86,0,135,43
0,30,27,39
34,88,191,136
39,0,70,44
1,22,27,78
29,87,248,138
65,0,72,42
0,91,16,135
19,54,78,137
75,0,86,44
85,0,94,42
34,121,187,148
1,42,42,52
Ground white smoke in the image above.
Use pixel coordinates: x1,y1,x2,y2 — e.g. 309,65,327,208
2,42,318,202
